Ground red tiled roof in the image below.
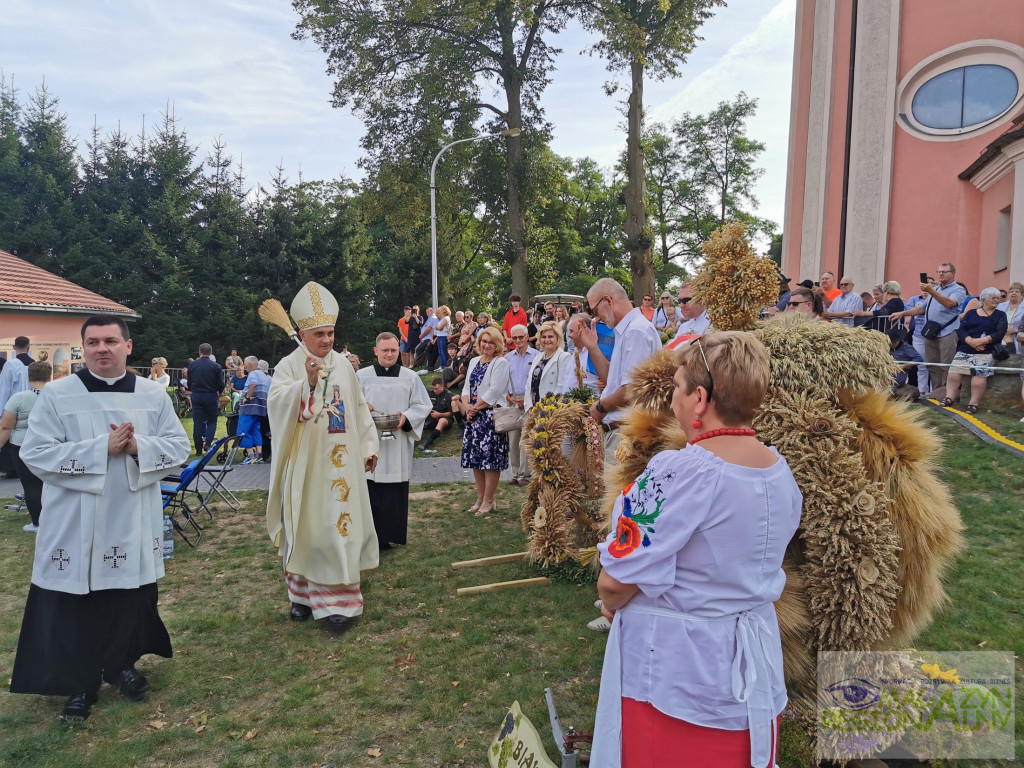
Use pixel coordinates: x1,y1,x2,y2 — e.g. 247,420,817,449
0,249,138,317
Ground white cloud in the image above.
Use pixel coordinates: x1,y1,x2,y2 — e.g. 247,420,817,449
0,0,795,215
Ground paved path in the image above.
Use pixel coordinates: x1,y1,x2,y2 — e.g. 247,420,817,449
0,456,506,500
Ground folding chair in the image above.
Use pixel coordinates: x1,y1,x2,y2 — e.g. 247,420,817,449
161,460,206,548
197,433,243,511
160,437,229,546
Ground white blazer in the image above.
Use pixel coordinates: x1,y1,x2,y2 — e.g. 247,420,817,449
523,348,571,409
463,355,511,408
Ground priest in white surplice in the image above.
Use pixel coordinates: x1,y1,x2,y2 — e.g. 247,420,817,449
11,314,191,723
266,282,380,631
356,332,431,550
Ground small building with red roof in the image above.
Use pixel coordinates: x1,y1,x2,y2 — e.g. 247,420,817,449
0,249,139,378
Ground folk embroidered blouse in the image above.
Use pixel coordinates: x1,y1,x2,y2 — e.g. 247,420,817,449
597,445,802,731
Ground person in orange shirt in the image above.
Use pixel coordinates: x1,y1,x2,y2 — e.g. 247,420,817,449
639,293,655,321
815,271,842,309
398,306,412,368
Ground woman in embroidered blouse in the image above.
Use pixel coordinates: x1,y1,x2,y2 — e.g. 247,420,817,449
592,332,802,768
460,326,511,516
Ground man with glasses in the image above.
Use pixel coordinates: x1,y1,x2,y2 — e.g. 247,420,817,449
673,281,710,339
504,324,538,486
890,262,965,392
785,286,819,318
639,293,655,321
822,276,861,326
578,278,662,461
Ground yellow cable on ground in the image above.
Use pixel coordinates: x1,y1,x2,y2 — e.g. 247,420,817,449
926,398,1024,453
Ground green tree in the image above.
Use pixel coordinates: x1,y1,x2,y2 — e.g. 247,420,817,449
580,0,723,302
671,91,775,265
8,82,79,271
292,0,575,300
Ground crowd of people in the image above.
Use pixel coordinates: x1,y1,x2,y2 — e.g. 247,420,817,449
1,268,1022,759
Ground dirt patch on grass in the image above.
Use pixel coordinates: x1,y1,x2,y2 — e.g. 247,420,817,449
409,490,446,501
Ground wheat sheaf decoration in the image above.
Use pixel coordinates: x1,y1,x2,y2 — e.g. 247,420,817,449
520,394,604,568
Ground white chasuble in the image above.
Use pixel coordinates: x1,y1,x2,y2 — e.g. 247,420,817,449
20,374,191,595
356,366,431,484
266,347,380,585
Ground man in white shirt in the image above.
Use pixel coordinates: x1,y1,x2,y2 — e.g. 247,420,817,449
673,282,710,339
578,278,663,462
822,276,862,326
418,308,438,371
562,315,600,394
504,325,538,486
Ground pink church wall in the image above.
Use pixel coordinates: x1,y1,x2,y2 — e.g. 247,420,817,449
785,0,1024,293
977,172,1015,283
885,0,1024,294
782,0,816,269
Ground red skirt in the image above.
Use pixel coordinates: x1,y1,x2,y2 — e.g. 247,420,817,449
621,698,778,768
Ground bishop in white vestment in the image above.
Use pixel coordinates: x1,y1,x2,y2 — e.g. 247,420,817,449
266,282,379,629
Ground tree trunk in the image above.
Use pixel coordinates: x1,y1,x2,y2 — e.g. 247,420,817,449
625,57,654,303
503,36,529,302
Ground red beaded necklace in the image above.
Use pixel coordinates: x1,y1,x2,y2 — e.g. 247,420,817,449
689,427,757,445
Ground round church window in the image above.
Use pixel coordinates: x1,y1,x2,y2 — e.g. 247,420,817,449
912,65,1018,130
897,41,1024,140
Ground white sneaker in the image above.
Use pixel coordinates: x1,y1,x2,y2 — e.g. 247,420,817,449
594,598,603,609
587,615,611,632
23,523,39,533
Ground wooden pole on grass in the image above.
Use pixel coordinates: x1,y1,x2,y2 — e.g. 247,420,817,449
456,577,550,596
451,552,528,569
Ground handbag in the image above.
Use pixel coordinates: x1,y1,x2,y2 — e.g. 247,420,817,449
991,343,1010,362
921,317,955,340
493,405,525,434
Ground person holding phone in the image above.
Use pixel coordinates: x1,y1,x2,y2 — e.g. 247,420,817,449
890,263,966,392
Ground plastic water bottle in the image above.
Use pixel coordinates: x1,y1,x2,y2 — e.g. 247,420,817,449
162,515,174,560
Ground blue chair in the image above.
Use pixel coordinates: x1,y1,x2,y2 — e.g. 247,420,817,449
160,435,233,547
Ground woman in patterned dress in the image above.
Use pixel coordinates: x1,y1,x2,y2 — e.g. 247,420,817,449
460,326,511,516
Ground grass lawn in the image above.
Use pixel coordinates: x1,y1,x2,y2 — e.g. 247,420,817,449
0,406,1020,766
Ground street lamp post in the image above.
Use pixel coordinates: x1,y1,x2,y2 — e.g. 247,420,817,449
429,127,521,312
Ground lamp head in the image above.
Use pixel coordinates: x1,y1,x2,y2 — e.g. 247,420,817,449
501,127,522,137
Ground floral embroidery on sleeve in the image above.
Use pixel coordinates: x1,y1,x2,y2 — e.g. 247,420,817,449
608,470,664,558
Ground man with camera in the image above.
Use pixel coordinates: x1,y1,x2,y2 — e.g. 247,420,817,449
890,263,966,393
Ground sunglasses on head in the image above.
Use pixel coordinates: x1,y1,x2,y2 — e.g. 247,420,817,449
688,337,714,402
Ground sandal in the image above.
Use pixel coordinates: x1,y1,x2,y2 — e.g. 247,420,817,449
939,398,954,407
965,404,979,415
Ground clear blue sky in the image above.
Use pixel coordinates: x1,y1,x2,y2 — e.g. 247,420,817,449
1,0,794,228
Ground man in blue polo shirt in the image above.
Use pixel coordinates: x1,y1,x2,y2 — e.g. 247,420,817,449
891,262,966,394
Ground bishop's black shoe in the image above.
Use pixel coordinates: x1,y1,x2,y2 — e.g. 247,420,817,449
61,690,99,723
112,667,151,701
325,614,348,631
290,602,313,621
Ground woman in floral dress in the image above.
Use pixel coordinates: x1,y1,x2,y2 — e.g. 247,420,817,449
460,326,511,516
